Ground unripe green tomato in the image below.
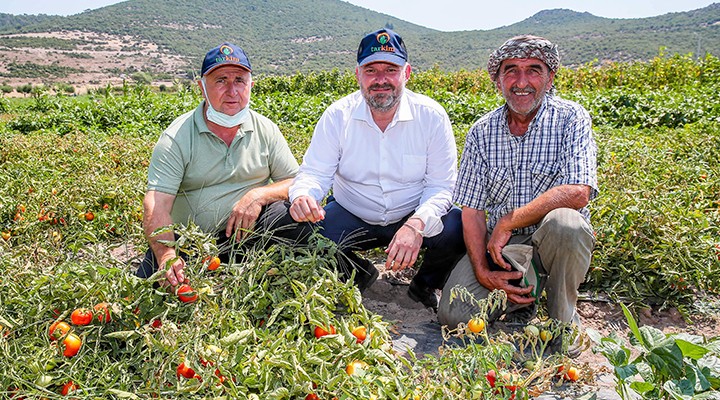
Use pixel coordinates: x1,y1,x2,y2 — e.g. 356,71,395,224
524,325,539,337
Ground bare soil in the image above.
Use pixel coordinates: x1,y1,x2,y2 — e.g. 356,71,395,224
0,30,189,95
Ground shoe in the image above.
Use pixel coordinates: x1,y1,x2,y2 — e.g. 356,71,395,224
549,325,585,359
408,280,439,311
503,304,538,325
352,258,379,293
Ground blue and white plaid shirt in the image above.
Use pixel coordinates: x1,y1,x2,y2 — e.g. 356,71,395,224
454,94,598,235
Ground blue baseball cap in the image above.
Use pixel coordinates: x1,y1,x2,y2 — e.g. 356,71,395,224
357,29,408,67
201,42,252,77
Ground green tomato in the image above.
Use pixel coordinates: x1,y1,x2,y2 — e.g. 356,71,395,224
524,325,539,337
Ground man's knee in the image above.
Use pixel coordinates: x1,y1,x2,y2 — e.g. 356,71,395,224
537,208,594,247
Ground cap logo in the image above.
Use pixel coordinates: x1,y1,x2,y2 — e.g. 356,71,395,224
372,32,395,54
377,32,390,45
219,45,233,56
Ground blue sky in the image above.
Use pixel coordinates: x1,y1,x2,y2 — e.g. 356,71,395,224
0,0,716,31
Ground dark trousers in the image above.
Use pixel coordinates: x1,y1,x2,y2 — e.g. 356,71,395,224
136,200,313,278
319,199,465,289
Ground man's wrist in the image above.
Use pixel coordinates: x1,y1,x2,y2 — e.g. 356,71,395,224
403,217,425,237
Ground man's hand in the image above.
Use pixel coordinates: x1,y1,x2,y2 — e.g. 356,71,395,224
476,262,535,305
385,219,423,271
487,217,513,270
225,191,264,241
289,195,325,223
160,255,187,287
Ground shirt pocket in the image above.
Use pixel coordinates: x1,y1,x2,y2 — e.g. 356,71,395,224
531,163,561,198
486,167,512,206
401,154,427,183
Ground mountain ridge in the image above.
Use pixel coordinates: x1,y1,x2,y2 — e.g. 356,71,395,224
0,0,717,91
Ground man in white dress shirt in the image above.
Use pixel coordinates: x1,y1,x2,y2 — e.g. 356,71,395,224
288,29,465,309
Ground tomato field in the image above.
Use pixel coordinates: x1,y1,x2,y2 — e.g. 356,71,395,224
1,53,719,398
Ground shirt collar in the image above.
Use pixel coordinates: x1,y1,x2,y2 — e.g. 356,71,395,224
351,90,413,127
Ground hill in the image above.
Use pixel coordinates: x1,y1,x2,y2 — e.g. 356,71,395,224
0,0,718,91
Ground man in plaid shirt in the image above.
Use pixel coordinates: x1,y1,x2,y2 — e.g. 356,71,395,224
437,35,598,342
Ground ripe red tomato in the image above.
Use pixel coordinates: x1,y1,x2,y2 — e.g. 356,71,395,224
62,333,82,357
351,326,368,343
84,211,95,221
485,369,496,388
70,308,93,326
305,394,320,400
314,325,336,338
177,284,198,303
93,302,112,323
150,319,163,329
48,321,71,341
204,256,221,271
176,362,197,379
61,381,78,395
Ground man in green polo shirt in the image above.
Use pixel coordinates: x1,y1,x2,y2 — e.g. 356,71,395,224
137,42,302,287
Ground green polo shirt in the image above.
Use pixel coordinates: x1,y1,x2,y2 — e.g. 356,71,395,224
147,103,299,233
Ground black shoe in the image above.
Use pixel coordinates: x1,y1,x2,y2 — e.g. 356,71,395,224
352,258,379,293
408,280,439,311
503,304,538,325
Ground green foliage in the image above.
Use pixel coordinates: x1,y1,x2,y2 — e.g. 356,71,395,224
590,304,720,399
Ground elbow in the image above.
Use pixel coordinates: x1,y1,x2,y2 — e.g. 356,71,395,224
567,185,591,209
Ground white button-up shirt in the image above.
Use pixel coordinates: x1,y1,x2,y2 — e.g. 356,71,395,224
289,89,457,237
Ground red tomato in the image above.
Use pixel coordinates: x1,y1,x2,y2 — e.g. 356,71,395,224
48,321,71,341
313,325,336,338
564,366,580,382
204,256,221,271
93,302,112,323
485,369,496,388
305,394,320,400
61,381,78,395
70,308,93,326
351,326,368,343
150,319,163,329
177,284,198,303
84,211,95,221
176,362,197,379
62,333,82,357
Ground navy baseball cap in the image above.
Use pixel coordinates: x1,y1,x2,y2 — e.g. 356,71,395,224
201,42,252,77
357,29,408,67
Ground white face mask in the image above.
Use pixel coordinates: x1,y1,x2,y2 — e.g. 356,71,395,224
201,79,251,128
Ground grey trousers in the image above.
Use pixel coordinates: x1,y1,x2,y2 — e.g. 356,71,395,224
437,208,595,328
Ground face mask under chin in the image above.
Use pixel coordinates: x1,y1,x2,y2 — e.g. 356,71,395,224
201,79,251,128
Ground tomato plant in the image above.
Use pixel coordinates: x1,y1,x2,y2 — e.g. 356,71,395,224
70,308,93,326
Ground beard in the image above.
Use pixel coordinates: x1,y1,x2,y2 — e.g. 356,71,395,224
362,83,403,112
502,85,547,118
